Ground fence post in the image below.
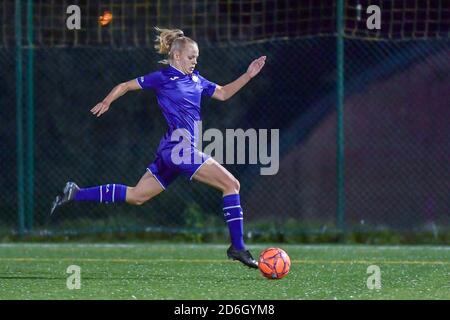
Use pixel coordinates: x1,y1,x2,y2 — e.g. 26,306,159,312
15,0,25,236
336,0,346,238
26,0,34,231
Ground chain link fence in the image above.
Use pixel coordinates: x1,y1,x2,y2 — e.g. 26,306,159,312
1,0,449,241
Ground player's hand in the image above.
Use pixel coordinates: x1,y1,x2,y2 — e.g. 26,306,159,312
246,56,266,79
90,101,110,117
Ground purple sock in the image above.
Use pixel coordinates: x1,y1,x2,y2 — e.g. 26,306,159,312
74,184,127,203
223,194,245,251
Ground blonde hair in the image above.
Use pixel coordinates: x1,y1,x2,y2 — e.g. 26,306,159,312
154,27,197,64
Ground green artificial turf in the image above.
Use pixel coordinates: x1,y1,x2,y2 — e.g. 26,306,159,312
0,243,448,299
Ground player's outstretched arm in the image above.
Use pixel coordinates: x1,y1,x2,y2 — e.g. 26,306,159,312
212,55,266,101
90,79,141,117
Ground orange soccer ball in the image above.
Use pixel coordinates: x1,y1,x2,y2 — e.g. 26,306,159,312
99,11,113,26
258,247,291,279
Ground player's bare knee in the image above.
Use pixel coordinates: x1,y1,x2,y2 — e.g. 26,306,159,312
134,193,152,206
234,178,240,193
133,199,145,206
224,177,240,194
129,196,147,206
126,188,144,206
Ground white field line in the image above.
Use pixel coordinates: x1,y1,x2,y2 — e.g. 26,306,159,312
0,257,449,265
0,243,449,251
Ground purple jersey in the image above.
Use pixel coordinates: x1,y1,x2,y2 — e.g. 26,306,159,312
136,65,217,189
136,65,216,147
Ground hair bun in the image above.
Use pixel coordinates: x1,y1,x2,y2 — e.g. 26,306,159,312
154,27,196,64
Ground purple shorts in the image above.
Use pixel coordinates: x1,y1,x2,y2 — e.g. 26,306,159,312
147,143,210,189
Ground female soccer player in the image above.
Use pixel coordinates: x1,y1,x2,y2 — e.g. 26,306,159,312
51,28,266,269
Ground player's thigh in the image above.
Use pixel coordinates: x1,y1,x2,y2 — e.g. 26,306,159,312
192,158,239,193
128,171,164,202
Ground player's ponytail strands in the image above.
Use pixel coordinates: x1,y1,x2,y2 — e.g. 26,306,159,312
154,27,184,55
223,194,245,250
154,26,197,64
74,184,127,203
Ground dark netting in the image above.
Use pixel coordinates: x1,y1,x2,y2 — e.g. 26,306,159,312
1,0,449,239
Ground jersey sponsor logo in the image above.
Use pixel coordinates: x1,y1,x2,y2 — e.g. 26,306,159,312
170,76,179,81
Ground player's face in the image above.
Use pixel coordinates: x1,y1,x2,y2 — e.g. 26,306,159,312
178,44,199,74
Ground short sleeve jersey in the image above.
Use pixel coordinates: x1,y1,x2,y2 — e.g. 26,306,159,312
136,65,217,149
